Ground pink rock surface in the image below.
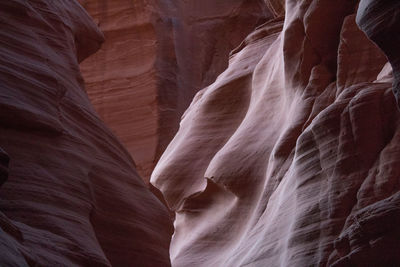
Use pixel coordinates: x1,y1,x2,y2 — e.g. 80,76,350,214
152,1,400,266
3,0,400,265
0,1,172,266
79,0,272,181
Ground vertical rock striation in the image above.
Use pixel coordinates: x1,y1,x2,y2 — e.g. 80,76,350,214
0,1,172,266
79,0,272,181
152,0,400,266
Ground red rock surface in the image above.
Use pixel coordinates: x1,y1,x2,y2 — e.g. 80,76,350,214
79,0,272,181
152,0,400,266
3,0,400,266
0,1,172,266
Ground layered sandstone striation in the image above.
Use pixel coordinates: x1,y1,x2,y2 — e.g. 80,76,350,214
79,0,272,181
152,0,400,266
2,0,400,266
357,0,400,107
0,1,172,266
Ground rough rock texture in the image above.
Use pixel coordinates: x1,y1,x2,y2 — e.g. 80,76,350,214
152,0,400,266
79,0,272,181
356,0,400,108
0,1,172,266
0,148,9,187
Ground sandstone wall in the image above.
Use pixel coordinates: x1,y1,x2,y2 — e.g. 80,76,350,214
152,0,400,266
80,0,272,181
0,1,172,266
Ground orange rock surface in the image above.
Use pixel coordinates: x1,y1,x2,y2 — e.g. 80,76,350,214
79,0,272,181
152,0,400,266
0,1,172,266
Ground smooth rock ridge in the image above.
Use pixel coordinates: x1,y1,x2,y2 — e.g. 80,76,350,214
152,0,400,266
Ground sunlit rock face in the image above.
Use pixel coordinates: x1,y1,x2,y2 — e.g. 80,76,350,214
0,1,172,266
152,0,400,266
79,0,272,181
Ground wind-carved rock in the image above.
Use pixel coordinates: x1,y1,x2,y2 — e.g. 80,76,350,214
0,1,172,266
79,0,273,181
0,147,24,253
0,148,9,187
356,0,400,107
152,0,400,266
2,0,400,266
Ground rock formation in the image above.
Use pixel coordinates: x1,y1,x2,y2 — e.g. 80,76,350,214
0,1,172,266
2,0,400,266
79,0,272,181
357,0,400,108
0,148,9,187
152,0,400,266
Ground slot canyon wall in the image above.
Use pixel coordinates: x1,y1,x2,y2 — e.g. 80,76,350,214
0,1,172,266
79,0,273,181
152,0,400,266
1,0,400,266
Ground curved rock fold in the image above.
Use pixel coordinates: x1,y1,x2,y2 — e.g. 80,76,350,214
152,1,400,266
